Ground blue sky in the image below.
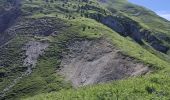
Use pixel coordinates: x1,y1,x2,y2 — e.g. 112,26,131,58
128,0,170,20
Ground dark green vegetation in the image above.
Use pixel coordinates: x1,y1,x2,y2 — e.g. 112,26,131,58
0,0,170,100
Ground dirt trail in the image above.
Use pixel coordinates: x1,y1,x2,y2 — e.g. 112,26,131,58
60,39,150,87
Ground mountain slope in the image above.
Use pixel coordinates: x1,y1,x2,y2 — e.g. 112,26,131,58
0,0,170,100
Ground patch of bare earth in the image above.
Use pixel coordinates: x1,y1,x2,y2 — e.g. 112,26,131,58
23,41,49,74
60,39,150,87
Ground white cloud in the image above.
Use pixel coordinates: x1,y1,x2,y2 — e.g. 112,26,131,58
159,14,170,20
156,11,170,21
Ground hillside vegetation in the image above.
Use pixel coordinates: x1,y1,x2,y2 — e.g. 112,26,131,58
0,0,170,100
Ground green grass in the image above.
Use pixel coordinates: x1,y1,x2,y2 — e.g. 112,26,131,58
68,18,170,69
24,73,170,100
2,35,72,100
3,16,170,100
0,36,29,91
108,0,170,37
1,0,170,99
23,16,170,100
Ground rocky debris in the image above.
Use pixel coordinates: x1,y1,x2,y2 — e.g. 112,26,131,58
23,41,49,74
0,41,48,98
6,17,68,36
89,14,169,53
60,39,150,87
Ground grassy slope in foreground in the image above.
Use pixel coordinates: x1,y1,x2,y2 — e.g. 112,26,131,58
24,74,170,100
24,17,170,100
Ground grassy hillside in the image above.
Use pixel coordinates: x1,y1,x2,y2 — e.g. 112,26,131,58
0,0,170,100
24,18,170,100
25,73,170,100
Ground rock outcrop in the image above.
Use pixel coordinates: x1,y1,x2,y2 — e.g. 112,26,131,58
89,14,169,53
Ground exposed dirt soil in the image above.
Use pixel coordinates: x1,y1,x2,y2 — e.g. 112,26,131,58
60,39,150,87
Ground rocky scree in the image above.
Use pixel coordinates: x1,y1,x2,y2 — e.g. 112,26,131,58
60,39,150,87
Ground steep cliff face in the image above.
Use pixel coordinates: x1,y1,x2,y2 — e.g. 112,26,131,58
89,14,169,53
